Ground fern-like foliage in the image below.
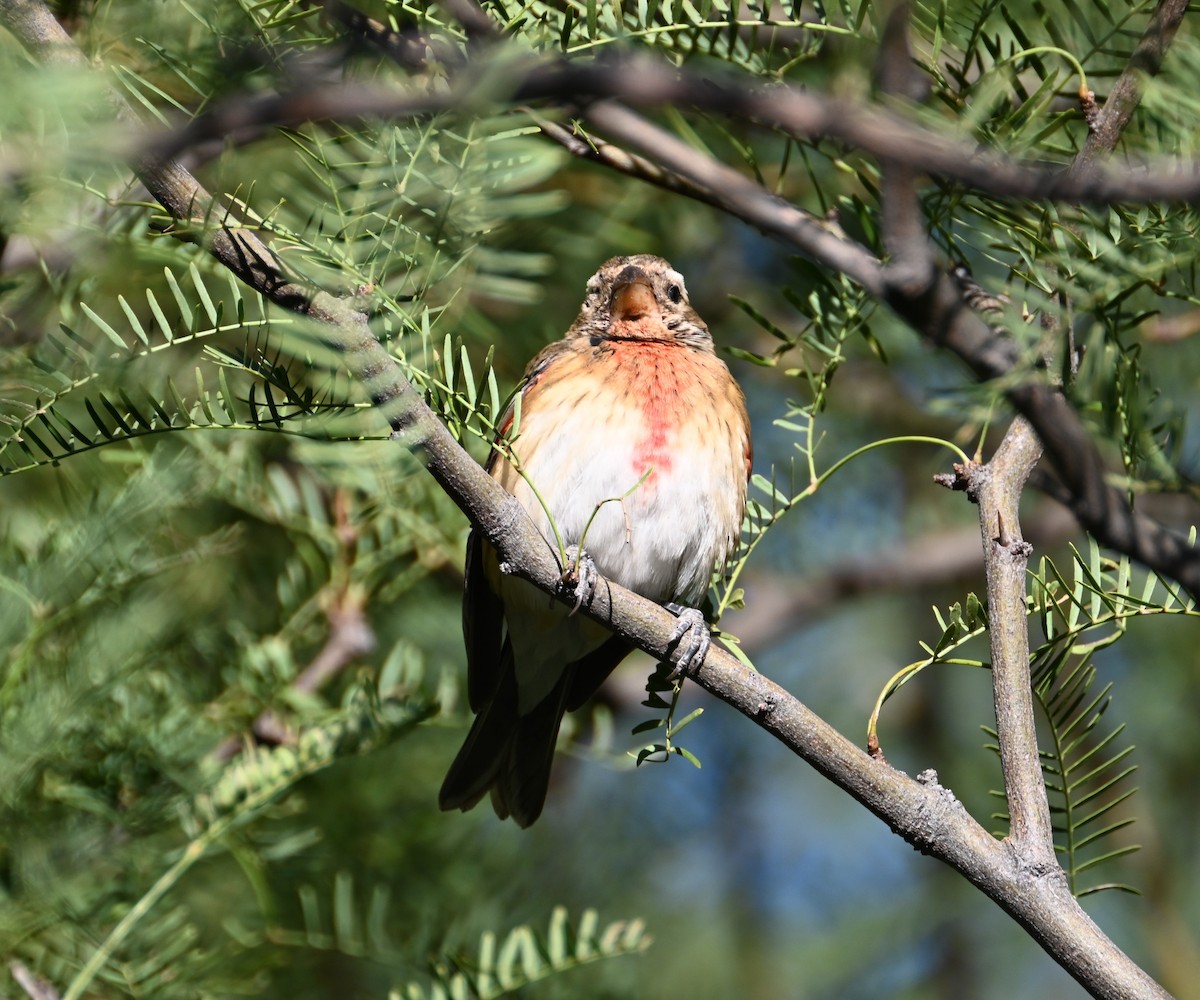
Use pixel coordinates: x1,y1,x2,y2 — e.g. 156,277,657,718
0,263,349,474
1023,643,1137,896
466,0,843,70
0,257,520,475
266,871,406,964
21,680,431,1000
398,906,651,1000
1023,540,1196,894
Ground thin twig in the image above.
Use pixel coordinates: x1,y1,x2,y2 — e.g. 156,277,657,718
532,112,726,208
1056,0,1189,373
1141,309,1200,342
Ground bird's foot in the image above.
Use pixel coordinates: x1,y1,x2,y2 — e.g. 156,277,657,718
665,603,711,679
562,545,598,615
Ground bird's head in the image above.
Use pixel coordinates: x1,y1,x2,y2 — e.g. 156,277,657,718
570,255,712,349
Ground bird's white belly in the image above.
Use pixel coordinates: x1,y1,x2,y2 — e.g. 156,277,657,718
512,402,724,606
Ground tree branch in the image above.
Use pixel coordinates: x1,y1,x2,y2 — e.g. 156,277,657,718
532,111,765,225
0,0,73,62
315,0,457,72
212,587,376,763
1071,0,1190,175
877,1,937,295
155,56,1200,204
737,502,1079,647
970,420,1056,856
581,101,886,296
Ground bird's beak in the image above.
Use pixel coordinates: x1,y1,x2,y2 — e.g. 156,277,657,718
610,279,658,321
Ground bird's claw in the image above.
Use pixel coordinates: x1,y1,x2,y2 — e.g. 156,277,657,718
665,603,711,679
562,545,598,615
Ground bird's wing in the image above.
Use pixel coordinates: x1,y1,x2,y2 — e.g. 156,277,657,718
463,339,576,711
462,527,505,712
490,338,571,446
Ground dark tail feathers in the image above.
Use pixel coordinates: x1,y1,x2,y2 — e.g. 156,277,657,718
439,656,569,828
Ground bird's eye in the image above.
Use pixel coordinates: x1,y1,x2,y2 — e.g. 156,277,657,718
666,284,682,304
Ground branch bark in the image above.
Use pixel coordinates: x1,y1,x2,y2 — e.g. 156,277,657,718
970,420,1057,856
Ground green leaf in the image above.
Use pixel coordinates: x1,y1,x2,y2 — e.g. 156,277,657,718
80,303,127,349
191,262,219,325
118,294,149,345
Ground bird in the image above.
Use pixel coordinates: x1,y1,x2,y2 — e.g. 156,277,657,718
438,254,752,827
